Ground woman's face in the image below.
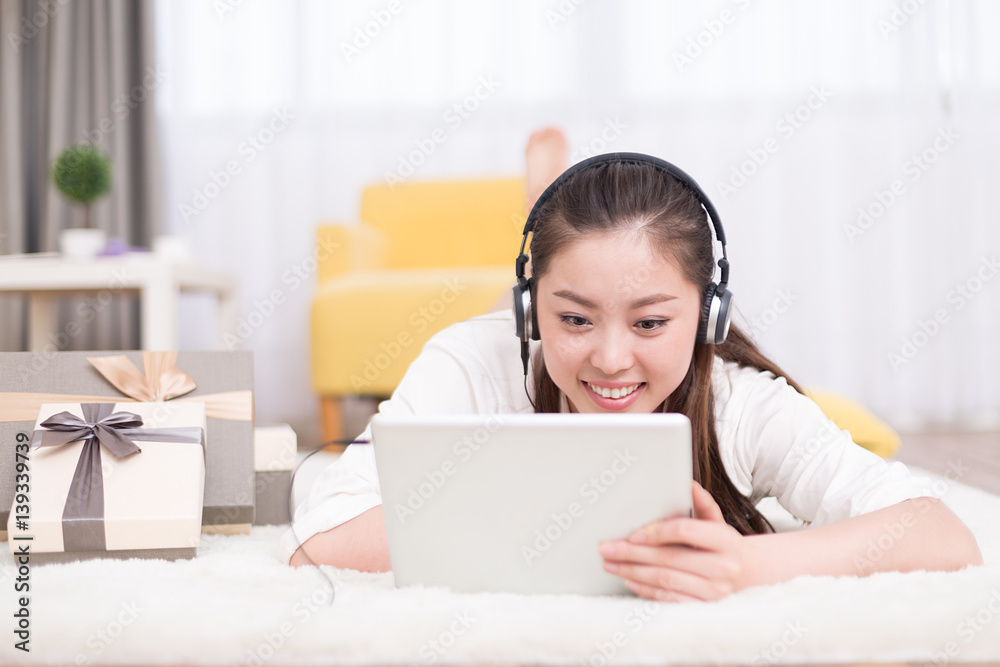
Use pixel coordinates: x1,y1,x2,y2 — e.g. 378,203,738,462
535,232,702,413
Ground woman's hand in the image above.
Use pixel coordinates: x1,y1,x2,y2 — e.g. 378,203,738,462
598,481,746,602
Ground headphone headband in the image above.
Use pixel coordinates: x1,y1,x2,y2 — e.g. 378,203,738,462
521,152,725,241
516,152,729,288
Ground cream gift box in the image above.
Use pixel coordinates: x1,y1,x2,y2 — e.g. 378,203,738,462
0,351,254,537
6,401,206,563
253,423,297,526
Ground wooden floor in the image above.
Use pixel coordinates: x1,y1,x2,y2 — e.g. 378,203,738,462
894,430,1000,495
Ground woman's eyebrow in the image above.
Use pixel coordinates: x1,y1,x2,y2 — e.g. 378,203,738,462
630,293,678,308
552,290,678,310
553,290,597,308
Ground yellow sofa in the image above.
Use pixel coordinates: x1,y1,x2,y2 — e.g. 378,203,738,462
312,176,526,440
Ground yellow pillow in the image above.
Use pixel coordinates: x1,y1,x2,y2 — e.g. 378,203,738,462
803,387,901,459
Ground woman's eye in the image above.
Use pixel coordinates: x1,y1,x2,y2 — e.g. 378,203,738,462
559,315,589,327
636,319,668,331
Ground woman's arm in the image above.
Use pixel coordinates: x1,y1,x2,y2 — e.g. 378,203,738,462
288,505,392,572
601,484,982,602
740,496,983,588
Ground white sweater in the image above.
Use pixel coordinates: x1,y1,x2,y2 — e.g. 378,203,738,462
279,309,938,564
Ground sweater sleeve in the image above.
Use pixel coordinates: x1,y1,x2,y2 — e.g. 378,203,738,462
725,365,942,526
277,328,485,564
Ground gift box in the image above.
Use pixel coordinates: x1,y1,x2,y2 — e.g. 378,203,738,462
0,351,255,539
253,423,297,526
6,401,206,562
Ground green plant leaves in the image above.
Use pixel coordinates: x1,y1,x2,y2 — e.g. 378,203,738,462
52,144,113,205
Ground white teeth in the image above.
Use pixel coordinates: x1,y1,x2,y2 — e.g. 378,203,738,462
588,382,640,399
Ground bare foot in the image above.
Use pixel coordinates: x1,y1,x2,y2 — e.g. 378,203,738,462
525,127,568,216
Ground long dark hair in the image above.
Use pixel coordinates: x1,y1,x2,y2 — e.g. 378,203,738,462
528,160,805,535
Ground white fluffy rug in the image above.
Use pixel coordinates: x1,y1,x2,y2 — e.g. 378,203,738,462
3,465,1000,666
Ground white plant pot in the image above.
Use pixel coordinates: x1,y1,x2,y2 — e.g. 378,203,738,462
59,228,107,259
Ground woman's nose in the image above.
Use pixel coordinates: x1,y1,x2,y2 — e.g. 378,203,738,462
589,329,635,375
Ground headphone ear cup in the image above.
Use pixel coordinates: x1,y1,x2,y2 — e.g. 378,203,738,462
512,283,534,376
699,283,734,345
714,285,732,344
512,280,541,342
512,284,528,342
698,283,717,344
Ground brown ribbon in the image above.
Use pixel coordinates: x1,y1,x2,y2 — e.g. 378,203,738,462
31,402,205,553
88,352,197,402
0,351,253,423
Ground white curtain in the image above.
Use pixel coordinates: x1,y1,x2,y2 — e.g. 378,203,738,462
154,0,1000,444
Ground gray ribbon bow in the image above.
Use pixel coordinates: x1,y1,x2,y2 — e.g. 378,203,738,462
31,403,204,552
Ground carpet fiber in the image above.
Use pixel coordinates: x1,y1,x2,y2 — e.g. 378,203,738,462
2,466,1000,666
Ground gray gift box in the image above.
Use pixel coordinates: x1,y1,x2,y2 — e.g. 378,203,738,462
253,423,296,526
254,471,292,526
0,351,255,537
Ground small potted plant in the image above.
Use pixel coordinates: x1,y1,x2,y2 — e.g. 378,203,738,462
52,144,113,258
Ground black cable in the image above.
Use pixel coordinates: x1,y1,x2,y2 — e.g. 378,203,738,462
523,370,536,411
284,437,371,604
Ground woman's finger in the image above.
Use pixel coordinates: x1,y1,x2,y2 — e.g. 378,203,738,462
691,481,726,523
610,562,724,602
628,516,736,553
602,543,736,581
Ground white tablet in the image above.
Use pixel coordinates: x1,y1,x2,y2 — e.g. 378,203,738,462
370,412,693,596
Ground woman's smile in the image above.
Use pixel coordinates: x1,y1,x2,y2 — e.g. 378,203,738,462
583,380,647,410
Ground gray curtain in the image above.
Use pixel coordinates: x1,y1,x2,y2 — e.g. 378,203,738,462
0,0,162,351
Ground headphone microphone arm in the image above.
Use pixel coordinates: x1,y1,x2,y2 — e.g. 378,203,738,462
515,253,530,289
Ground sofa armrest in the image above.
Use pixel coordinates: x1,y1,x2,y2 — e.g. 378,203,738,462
316,222,388,281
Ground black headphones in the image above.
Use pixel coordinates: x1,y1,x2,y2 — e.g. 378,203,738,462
512,152,732,376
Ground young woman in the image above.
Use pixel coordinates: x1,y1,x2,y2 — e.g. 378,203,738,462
284,148,982,603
